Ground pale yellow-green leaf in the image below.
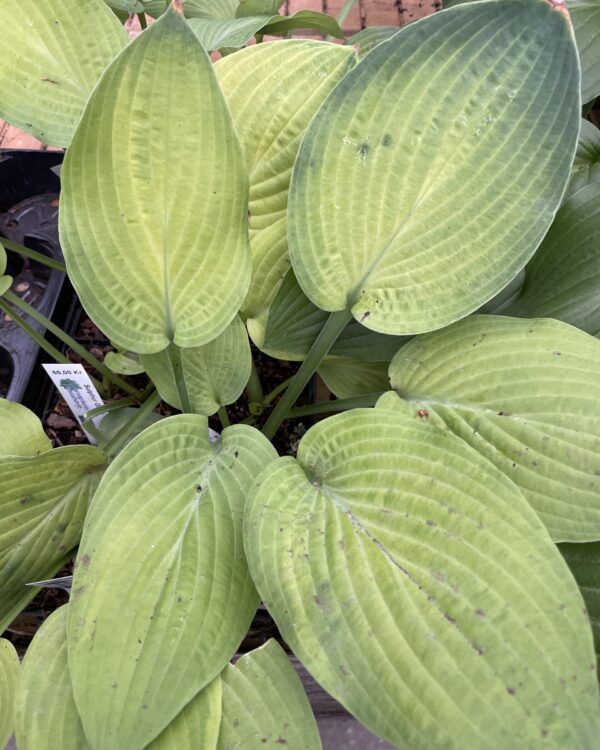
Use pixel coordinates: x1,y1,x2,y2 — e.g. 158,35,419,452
60,7,251,354
218,640,322,750
345,26,398,59
188,15,270,50
0,399,51,458
288,0,579,335
0,445,105,632
150,677,221,750
68,416,277,750
245,408,600,749
0,639,19,750
104,351,145,376
14,607,90,750
215,41,356,320
319,358,390,399
0,0,127,147
0,242,11,296
387,315,600,542
141,317,251,416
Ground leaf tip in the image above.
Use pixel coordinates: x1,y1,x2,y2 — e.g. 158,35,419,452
171,0,184,14
544,0,572,25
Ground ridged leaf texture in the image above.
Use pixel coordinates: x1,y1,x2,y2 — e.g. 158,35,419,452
0,444,105,632
570,119,600,197
0,0,127,147
386,315,600,542
0,639,19,750
141,317,251,416
345,26,398,59
288,0,579,335
245,409,600,749
60,7,251,354
218,640,322,750
567,0,600,103
68,416,277,749
215,41,356,321
15,607,90,750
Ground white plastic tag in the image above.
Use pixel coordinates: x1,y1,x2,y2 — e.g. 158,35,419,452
42,363,105,444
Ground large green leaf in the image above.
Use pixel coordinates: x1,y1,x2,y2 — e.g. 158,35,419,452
0,399,51,458
385,315,600,542
0,639,19,750
247,269,403,362
236,0,284,16
68,416,277,750
261,11,343,39
288,0,579,336
14,604,222,750
14,607,90,750
0,445,105,633
507,178,600,335
0,0,127,147
567,0,600,103
319,357,390,399
218,640,322,750
245,408,600,749
105,0,150,11
141,317,252,416
146,0,239,18
559,542,600,671
215,41,356,321
60,6,251,354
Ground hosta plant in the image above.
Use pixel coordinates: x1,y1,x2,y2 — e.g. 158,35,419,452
1,0,600,747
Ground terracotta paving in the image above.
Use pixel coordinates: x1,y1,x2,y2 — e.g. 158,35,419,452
0,1,438,150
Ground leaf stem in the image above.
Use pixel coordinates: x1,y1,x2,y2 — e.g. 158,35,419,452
326,0,358,40
165,343,192,413
0,296,104,394
103,390,162,459
2,289,144,400
261,308,352,440
247,358,264,406
218,406,230,429
137,12,147,29
0,236,66,273
262,375,293,406
288,392,382,418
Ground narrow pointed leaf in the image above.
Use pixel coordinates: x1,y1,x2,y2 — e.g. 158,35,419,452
346,26,398,59
215,41,356,320
0,639,19,749
0,446,105,632
559,542,600,671
0,0,127,147
261,11,344,39
15,607,90,750
0,399,51,458
68,416,277,750
60,7,251,354
188,16,271,50
387,315,600,542
507,178,600,335
245,409,600,749
218,640,322,750
141,317,252,415
289,0,579,335
104,351,145,376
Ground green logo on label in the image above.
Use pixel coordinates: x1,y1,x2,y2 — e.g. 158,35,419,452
60,378,81,392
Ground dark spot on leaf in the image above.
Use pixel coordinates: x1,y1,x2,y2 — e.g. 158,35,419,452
314,595,325,609
540,728,548,738
56,523,67,532
444,613,455,623
472,642,485,655
417,408,429,418
73,586,85,598
497,411,505,416
234,451,239,458
506,687,516,695
475,608,486,618
275,739,288,745
196,485,203,492
360,311,371,322
552,351,561,356
357,142,369,157
19,496,30,505
111,683,118,689
142,704,148,710
558,603,566,610
42,77,59,84
233,720,240,728
426,519,436,527
81,554,91,569
381,134,392,147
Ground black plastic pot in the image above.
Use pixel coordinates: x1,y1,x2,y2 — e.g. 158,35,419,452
0,149,65,403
